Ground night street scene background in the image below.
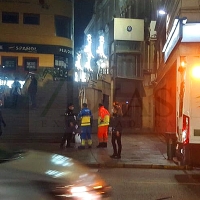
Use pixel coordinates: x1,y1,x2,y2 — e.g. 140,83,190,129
1,2,200,199
74,0,95,50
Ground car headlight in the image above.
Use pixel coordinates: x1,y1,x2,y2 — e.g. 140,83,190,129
53,184,111,200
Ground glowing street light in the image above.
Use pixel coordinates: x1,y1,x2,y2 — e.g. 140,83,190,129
158,9,166,15
192,66,200,79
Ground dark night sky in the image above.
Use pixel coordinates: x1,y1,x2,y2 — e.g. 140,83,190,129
74,0,95,50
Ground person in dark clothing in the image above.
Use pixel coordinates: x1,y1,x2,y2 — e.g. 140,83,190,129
109,102,123,159
60,103,77,149
11,78,21,108
28,75,37,108
0,100,6,136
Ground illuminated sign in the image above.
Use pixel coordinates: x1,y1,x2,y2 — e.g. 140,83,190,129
182,23,200,42
114,18,144,41
162,19,181,62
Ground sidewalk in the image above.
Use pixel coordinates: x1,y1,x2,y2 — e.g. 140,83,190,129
0,132,188,170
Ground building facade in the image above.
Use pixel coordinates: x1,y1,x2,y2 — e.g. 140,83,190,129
80,0,155,132
154,0,200,134
153,0,200,165
0,0,74,137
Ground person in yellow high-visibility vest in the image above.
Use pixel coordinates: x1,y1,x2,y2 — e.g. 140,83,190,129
77,103,93,149
97,103,110,148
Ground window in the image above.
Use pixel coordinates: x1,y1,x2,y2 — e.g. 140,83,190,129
2,57,17,70
54,55,68,78
55,55,68,68
24,58,38,71
55,15,71,39
2,12,19,24
117,54,142,78
23,13,40,25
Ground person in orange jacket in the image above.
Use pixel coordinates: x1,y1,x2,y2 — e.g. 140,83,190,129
97,103,110,148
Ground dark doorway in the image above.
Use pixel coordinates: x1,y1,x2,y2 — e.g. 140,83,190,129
103,94,109,110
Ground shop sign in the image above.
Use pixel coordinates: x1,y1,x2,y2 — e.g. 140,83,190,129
0,43,73,56
114,18,144,41
182,23,200,42
162,19,181,62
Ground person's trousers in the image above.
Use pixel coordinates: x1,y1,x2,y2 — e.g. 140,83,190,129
80,126,92,146
97,125,108,142
60,132,73,147
30,93,36,107
12,94,19,107
111,132,122,156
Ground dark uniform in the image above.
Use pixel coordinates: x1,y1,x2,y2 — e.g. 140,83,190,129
28,75,37,108
60,104,77,149
0,110,6,136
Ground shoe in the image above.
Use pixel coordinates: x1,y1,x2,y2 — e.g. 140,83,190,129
96,143,103,148
110,154,117,158
78,146,85,149
102,142,107,148
113,155,121,159
66,146,73,148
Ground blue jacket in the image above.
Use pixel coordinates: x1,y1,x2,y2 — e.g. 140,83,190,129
78,108,93,126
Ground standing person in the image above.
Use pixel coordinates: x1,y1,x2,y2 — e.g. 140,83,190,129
11,78,21,108
97,103,110,148
60,103,76,149
0,100,6,136
28,75,37,108
77,103,93,149
110,102,123,159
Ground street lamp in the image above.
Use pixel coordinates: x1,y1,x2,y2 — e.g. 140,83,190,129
178,56,187,73
158,9,166,15
192,66,200,79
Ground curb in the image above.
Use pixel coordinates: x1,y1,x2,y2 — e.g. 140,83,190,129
85,163,193,170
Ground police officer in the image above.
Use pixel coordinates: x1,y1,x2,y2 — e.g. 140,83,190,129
60,103,77,149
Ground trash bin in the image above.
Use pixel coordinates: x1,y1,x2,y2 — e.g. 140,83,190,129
165,132,177,160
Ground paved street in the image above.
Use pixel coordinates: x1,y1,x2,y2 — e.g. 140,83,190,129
98,168,200,200
0,132,187,170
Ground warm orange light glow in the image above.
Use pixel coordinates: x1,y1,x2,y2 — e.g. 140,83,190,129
192,66,200,78
180,56,187,67
181,61,185,67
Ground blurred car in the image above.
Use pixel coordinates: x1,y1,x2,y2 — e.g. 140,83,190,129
0,148,111,199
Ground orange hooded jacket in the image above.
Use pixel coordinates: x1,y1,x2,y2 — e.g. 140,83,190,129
98,106,110,127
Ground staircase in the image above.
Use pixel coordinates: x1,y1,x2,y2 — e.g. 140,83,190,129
0,80,73,143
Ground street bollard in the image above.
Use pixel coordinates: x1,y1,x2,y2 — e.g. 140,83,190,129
165,132,177,160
